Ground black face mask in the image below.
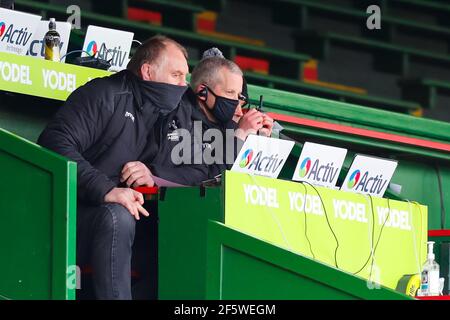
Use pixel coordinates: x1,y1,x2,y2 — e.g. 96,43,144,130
129,71,188,115
201,86,239,124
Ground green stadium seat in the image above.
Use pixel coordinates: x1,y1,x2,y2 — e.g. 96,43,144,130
294,30,450,77
399,78,450,109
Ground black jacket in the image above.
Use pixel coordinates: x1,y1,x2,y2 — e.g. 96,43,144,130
147,89,243,185
38,70,170,205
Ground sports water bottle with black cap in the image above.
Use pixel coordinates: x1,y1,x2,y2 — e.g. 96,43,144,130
44,18,61,62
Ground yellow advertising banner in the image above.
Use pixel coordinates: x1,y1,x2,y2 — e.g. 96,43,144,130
0,51,111,101
224,171,428,290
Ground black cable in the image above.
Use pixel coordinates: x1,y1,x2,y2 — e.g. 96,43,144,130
59,50,93,62
368,197,391,281
298,182,315,260
301,181,340,268
352,194,376,275
435,165,446,230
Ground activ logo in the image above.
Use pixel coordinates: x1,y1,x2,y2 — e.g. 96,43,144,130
85,41,129,67
298,158,340,184
239,149,254,168
86,40,98,56
349,170,389,195
241,150,285,174
347,169,361,189
0,22,6,37
298,157,311,178
0,24,33,46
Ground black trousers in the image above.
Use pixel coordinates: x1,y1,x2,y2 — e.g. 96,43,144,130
76,201,158,300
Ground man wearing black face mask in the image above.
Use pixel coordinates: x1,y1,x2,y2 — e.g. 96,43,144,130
38,35,189,299
143,57,253,185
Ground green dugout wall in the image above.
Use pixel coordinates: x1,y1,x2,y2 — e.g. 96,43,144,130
0,53,449,299
158,186,411,299
0,129,77,299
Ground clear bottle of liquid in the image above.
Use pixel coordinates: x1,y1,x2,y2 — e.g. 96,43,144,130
44,18,61,62
419,241,440,296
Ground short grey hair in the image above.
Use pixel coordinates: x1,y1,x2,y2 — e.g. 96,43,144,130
190,57,243,91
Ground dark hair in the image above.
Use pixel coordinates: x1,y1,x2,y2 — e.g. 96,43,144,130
127,35,188,75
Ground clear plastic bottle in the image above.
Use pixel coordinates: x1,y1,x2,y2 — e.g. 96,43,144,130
44,18,61,62
419,241,440,296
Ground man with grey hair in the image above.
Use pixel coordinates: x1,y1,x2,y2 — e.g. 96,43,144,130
137,55,272,185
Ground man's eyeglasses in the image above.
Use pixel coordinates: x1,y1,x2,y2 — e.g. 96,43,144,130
238,94,249,108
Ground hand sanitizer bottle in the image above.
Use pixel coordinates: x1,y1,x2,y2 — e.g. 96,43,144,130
419,241,440,296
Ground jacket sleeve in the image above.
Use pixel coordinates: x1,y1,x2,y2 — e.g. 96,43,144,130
37,82,116,205
150,164,210,186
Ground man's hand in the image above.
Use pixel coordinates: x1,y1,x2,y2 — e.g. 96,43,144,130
235,108,264,141
104,187,150,220
120,161,154,187
258,114,274,137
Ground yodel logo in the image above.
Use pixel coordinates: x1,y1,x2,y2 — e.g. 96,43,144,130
239,149,254,168
0,23,33,46
0,22,6,37
242,150,284,174
298,157,311,178
348,169,388,194
86,40,98,56
300,158,339,183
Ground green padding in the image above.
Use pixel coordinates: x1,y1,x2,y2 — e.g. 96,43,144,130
206,221,412,300
0,128,77,300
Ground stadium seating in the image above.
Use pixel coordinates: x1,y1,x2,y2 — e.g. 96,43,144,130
15,0,310,80
248,0,450,46
399,78,450,109
12,0,450,117
244,71,421,114
355,0,450,27
294,30,450,77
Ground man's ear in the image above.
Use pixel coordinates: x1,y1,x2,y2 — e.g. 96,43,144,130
140,63,153,81
196,85,208,101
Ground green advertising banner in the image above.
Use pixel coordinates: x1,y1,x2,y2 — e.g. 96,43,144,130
224,171,428,290
0,52,112,101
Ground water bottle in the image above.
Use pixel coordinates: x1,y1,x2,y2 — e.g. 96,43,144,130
44,18,61,62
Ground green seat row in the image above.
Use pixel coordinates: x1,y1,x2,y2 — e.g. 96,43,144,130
399,78,450,109
357,0,450,28
247,0,450,47
295,30,450,77
69,33,421,115
244,71,420,114
15,0,310,80
95,0,205,32
185,60,418,115
189,0,227,12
